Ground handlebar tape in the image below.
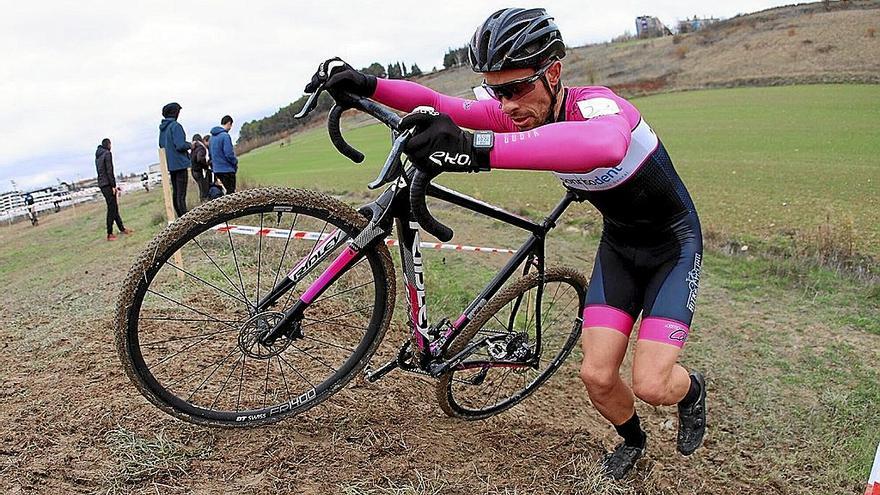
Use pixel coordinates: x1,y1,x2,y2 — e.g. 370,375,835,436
410,170,454,242
328,104,365,163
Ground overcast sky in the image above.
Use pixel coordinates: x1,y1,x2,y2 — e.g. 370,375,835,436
0,0,795,192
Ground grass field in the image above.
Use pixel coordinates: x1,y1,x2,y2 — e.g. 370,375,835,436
239,85,880,263
1,84,878,494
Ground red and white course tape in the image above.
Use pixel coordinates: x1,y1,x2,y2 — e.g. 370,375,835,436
867,442,880,495
210,224,516,255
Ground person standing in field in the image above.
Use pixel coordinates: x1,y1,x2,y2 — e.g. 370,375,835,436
95,138,132,240
158,102,191,217
203,133,212,168
190,134,212,201
210,115,239,194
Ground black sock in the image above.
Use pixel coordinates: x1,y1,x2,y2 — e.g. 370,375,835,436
614,412,647,448
679,374,701,406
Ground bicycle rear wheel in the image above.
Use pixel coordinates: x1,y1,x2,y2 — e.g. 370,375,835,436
436,266,586,420
116,188,395,427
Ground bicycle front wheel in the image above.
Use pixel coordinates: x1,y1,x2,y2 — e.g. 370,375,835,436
116,187,395,427
436,266,586,420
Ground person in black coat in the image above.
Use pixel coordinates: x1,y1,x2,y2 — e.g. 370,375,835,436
190,134,212,201
95,138,132,240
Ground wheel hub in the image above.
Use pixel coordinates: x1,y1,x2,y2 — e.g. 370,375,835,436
238,312,291,359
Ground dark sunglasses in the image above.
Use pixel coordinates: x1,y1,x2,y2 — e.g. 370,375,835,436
481,63,553,101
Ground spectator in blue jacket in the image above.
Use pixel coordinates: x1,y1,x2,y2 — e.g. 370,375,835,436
210,115,239,193
158,102,191,217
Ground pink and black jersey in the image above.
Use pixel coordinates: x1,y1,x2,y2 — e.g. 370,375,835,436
371,78,703,347
371,79,696,231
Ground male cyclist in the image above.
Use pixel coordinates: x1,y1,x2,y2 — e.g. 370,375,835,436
306,7,706,479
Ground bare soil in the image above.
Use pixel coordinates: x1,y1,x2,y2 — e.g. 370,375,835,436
1,192,877,494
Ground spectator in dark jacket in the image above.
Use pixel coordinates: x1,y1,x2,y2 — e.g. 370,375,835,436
203,133,212,168
190,134,211,201
210,115,238,193
95,138,132,240
158,102,191,217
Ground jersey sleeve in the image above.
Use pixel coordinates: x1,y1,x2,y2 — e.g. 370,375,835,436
372,78,516,133
489,114,632,173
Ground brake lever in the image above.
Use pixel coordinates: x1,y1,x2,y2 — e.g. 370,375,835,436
294,83,325,119
368,127,414,190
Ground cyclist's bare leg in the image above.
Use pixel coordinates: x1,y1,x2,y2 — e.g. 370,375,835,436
580,326,634,425
630,340,690,406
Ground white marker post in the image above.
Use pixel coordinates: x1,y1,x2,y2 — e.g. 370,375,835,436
157,148,184,278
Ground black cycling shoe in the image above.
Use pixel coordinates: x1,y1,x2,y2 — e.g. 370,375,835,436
602,440,646,480
677,371,707,455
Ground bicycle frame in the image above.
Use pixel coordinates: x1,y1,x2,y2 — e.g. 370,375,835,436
255,166,583,377
245,88,587,378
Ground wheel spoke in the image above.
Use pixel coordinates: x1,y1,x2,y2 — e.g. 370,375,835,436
256,213,264,306
301,305,372,328
225,222,250,315
276,355,292,406
150,328,230,370
192,237,254,313
263,357,271,408
289,344,339,373
282,221,329,310
271,213,299,292
164,260,251,308
139,316,239,324
141,327,238,347
277,353,318,390
235,353,247,412
182,347,241,402
312,279,373,304
300,334,356,353
211,354,242,410
145,289,238,330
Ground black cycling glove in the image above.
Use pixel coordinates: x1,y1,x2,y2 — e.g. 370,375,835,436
399,107,491,174
304,57,377,98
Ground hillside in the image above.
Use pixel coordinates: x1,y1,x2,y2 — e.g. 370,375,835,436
238,0,880,149
395,0,880,99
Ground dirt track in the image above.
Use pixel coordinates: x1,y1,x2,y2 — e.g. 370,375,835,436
1,194,877,494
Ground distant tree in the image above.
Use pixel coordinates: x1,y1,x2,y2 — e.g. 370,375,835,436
443,46,469,69
410,63,423,76
400,61,409,78
362,62,387,78
387,62,402,79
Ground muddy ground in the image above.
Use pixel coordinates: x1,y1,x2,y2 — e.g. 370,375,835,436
1,194,877,494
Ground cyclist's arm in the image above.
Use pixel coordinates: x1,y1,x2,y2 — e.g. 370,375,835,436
372,78,516,133
488,115,632,173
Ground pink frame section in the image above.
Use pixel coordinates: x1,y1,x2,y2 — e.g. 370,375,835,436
299,246,359,304
638,317,689,348
406,283,427,348
583,304,635,336
286,228,342,279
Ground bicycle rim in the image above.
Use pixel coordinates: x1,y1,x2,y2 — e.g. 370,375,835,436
437,267,586,420
116,188,394,426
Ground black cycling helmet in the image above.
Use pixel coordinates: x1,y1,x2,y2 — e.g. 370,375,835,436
468,8,566,72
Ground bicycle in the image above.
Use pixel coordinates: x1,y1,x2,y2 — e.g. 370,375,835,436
116,84,590,427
